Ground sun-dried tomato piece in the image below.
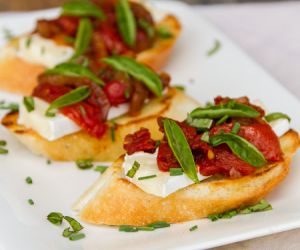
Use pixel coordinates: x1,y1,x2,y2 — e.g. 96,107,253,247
157,141,179,171
123,128,156,155
103,80,128,106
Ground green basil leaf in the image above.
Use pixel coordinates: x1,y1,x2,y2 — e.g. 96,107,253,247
0,101,19,112
47,212,64,225
102,56,163,96
62,1,105,19
138,19,154,38
72,18,92,60
186,114,212,131
45,86,90,117
64,216,83,232
163,119,199,183
116,0,136,46
62,227,74,238
210,133,267,167
190,101,260,119
23,96,35,112
45,63,104,87
265,112,291,123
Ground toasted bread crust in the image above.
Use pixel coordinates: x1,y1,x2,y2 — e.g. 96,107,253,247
0,15,180,95
73,130,299,226
1,88,198,161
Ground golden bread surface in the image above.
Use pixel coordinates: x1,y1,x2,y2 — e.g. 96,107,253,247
1,88,198,161
73,130,299,226
0,15,180,95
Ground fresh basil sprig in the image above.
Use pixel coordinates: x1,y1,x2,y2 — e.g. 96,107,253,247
72,18,92,60
163,119,199,183
190,101,260,119
103,56,163,96
265,112,291,123
116,0,136,46
45,63,104,86
62,1,105,19
23,96,35,112
210,133,267,167
45,86,90,117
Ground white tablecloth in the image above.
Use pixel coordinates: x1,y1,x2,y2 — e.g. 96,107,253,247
194,2,300,249
196,1,300,99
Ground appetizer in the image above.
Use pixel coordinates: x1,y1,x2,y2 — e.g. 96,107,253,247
73,96,299,226
0,0,181,95
1,56,198,161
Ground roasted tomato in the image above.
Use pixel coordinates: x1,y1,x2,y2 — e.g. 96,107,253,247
103,80,128,106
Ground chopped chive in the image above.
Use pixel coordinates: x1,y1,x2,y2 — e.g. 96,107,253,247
23,96,35,112
201,131,210,143
216,115,228,125
2,27,14,41
156,26,173,39
265,112,291,123
147,221,170,229
110,126,116,142
76,159,93,170
231,122,241,134
119,225,139,232
69,233,85,241
169,168,183,176
155,140,161,147
0,102,19,112
207,39,221,57
173,85,185,91
47,159,52,165
63,227,74,238
138,19,154,38
124,88,130,99
28,199,34,205
189,225,198,231
0,140,7,146
0,148,8,154
25,176,33,184
138,174,157,180
47,212,64,225
126,161,140,178
25,37,32,48
94,166,108,173
64,216,83,232
137,226,155,231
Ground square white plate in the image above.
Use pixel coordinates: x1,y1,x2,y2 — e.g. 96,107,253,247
0,1,299,249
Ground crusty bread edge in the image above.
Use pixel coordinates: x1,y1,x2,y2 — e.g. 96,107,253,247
73,130,300,226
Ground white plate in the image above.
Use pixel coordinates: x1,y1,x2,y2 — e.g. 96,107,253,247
0,1,300,249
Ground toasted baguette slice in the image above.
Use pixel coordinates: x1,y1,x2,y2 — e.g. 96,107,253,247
72,130,299,226
1,88,198,161
0,15,180,96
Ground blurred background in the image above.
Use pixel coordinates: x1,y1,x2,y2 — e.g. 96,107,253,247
0,0,287,11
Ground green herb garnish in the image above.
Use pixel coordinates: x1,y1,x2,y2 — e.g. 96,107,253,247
138,19,154,38
25,176,33,184
0,148,8,154
45,63,104,86
163,119,199,183
210,133,267,167
47,212,64,225
62,1,105,19
186,114,213,131
28,199,34,205
147,221,170,229
126,161,140,178
208,199,272,221
169,168,183,176
201,131,210,143
2,27,14,41
0,140,7,146
190,101,260,120
76,159,93,170
64,216,83,232
265,112,291,123
103,56,163,96
231,122,241,134
25,37,32,48
64,36,75,44
23,96,35,112
110,126,116,142
116,0,136,46
63,227,74,238
189,225,198,231
173,85,185,91
0,101,19,112
156,26,173,39
45,86,90,117
207,39,221,57
94,166,108,173
69,233,85,241
119,221,170,233
47,159,52,165
72,18,92,60
119,225,139,232
216,115,228,125
138,174,157,180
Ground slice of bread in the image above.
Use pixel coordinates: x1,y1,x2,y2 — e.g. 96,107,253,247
0,15,181,95
73,130,299,226
1,88,198,161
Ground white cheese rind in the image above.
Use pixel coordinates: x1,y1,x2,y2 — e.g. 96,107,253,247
122,150,207,197
18,97,81,141
17,34,74,68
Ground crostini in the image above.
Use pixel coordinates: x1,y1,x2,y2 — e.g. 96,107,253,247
73,96,299,226
1,56,198,161
0,0,181,95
